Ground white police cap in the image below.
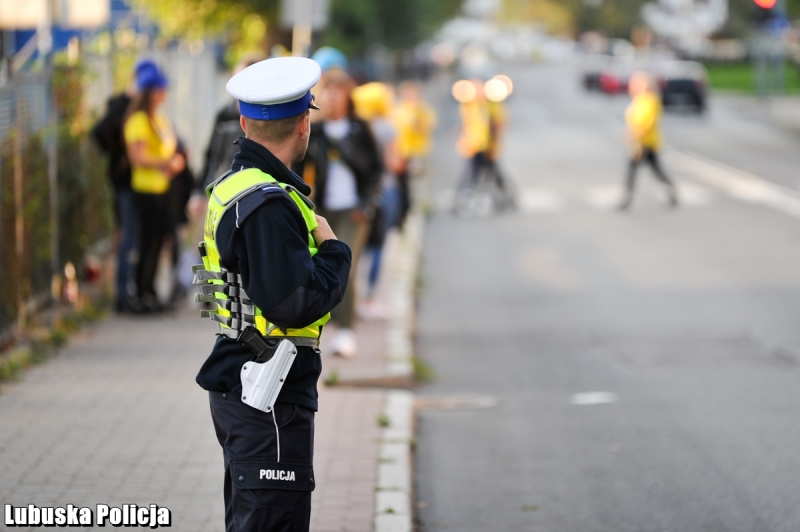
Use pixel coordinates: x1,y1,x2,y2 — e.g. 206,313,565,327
226,57,321,121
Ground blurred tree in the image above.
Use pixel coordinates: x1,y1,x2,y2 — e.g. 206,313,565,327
575,0,648,38
322,0,464,56
133,0,463,58
131,0,278,40
498,0,574,34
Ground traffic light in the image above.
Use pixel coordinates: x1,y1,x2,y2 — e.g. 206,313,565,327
752,0,778,24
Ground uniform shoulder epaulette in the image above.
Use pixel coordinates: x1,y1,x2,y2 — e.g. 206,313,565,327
222,184,289,233
260,182,286,196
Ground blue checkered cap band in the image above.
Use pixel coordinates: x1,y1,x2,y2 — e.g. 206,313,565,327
239,91,315,120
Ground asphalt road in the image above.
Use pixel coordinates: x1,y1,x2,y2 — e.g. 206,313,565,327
414,61,800,532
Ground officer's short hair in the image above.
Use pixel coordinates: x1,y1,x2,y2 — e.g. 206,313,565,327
244,111,308,144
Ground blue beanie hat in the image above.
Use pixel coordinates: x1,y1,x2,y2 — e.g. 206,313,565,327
135,60,168,90
311,47,348,73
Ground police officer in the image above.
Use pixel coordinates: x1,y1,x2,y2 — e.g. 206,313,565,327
193,57,352,532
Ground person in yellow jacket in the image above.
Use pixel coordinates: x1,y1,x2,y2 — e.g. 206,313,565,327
619,71,678,210
456,81,490,163
124,61,185,311
394,81,437,161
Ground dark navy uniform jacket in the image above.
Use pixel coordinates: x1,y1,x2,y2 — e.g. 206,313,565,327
196,137,352,411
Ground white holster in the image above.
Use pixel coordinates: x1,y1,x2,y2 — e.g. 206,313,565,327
240,339,297,413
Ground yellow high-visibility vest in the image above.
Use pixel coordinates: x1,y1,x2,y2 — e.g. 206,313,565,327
195,167,329,339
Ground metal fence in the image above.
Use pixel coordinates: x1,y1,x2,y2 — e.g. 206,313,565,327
0,69,59,336
0,46,229,337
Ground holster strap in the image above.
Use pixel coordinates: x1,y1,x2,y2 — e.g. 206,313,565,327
199,283,242,298
193,270,240,283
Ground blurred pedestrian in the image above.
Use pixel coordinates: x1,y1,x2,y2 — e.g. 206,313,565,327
451,79,515,214
619,71,678,210
165,141,195,304
91,65,139,312
485,91,515,209
124,61,185,312
456,79,490,180
199,52,265,190
297,65,382,357
352,82,405,318
393,81,437,223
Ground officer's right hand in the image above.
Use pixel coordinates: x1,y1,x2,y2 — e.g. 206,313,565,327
312,215,337,245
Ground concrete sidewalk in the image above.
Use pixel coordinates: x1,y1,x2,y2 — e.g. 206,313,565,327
713,93,800,133
0,309,394,531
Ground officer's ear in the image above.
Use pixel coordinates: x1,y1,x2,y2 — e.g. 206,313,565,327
240,115,248,135
299,111,310,140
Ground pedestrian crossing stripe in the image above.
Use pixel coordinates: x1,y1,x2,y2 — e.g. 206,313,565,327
669,148,800,220
435,182,716,214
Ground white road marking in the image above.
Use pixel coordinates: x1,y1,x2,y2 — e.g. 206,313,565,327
676,182,715,207
583,182,714,210
571,392,618,405
584,185,625,210
518,187,563,213
439,178,714,215
672,149,800,219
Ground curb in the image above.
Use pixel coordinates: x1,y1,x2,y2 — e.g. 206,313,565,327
374,390,415,532
385,211,425,379
373,205,426,531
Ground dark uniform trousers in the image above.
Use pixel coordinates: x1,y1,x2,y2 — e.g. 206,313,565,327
210,390,315,532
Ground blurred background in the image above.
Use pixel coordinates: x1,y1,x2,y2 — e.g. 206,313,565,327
2,0,800,333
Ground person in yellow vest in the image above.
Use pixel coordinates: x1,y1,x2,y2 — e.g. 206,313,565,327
123,61,185,312
393,81,437,223
619,71,678,210
193,57,351,532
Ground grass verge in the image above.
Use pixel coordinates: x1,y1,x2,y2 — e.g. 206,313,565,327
705,61,800,94
0,302,107,384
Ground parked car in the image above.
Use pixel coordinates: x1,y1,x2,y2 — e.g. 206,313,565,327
655,60,708,113
580,54,611,91
598,58,640,95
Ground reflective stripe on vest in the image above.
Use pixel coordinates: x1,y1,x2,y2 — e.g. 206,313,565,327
196,167,329,339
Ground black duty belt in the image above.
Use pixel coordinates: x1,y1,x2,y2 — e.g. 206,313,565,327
221,326,319,362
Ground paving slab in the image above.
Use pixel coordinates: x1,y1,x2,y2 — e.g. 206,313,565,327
0,311,388,532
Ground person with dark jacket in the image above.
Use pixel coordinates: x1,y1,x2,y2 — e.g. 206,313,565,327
294,69,382,357
200,54,265,190
200,101,243,189
91,87,136,311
